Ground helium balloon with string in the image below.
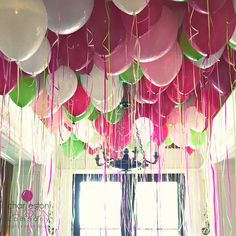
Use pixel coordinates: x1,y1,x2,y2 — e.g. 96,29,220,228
179,33,205,62
209,60,236,96
228,25,236,50
130,6,178,62
166,82,190,105
31,91,59,119
185,106,206,132
58,26,94,71
183,0,236,55
172,59,201,95
189,0,227,14
46,65,78,105
119,61,143,84
112,0,150,15
43,0,94,35
18,38,51,76
63,83,90,118
87,1,126,56
105,105,125,124
223,47,236,66
94,114,111,136
188,129,207,149
144,76,168,95
121,0,162,37
88,108,100,121
193,47,225,70
0,57,18,95
0,0,48,61
9,77,37,108
141,42,183,87
61,134,85,160
153,124,169,146
93,37,133,76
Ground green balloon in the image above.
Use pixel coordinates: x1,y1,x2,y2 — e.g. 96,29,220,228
179,33,205,62
9,77,37,108
164,125,173,146
119,62,143,84
106,106,124,124
88,108,100,121
61,134,84,159
228,40,236,51
188,129,206,149
63,103,94,124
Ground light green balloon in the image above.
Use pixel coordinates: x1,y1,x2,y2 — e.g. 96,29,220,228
228,40,236,51
63,103,94,124
9,77,37,108
179,32,205,62
188,129,206,149
106,106,124,124
88,108,100,121
119,62,143,84
61,134,84,160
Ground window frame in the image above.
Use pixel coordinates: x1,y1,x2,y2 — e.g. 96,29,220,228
72,173,185,236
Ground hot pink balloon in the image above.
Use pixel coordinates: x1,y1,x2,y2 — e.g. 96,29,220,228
223,47,236,67
87,0,126,56
121,0,163,37
209,60,236,96
130,6,178,62
93,37,133,75
153,124,168,145
166,83,189,104
189,0,227,14
153,92,175,118
144,76,168,94
94,115,111,136
0,57,18,95
185,146,194,155
184,0,236,55
141,43,183,86
63,84,90,117
44,106,63,133
137,76,158,104
21,190,33,203
78,60,94,75
172,59,201,95
113,109,132,136
59,26,94,72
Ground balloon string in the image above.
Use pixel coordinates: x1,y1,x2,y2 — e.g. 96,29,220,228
211,163,218,236
47,157,53,195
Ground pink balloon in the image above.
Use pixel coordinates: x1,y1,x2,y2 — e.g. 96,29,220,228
172,59,201,95
21,190,33,203
153,92,175,118
130,6,178,62
78,60,94,75
141,43,183,86
209,60,236,96
144,76,168,94
189,0,227,14
87,0,126,56
31,91,59,119
63,84,90,117
184,0,236,55
93,37,133,75
137,76,158,104
121,0,163,37
59,26,94,72
0,57,18,95
223,47,236,67
185,146,194,155
164,1,187,28
153,124,168,145
94,115,111,136
113,109,132,136
109,128,131,151
166,83,189,105
44,107,63,133
167,107,182,126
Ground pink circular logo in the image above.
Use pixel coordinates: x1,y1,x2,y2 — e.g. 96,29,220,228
21,190,33,203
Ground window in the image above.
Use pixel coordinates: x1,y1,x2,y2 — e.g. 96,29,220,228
73,174,185,236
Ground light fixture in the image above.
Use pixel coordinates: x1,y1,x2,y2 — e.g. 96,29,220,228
95,148,158,172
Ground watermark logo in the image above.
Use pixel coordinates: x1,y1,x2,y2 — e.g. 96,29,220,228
21,189,33,203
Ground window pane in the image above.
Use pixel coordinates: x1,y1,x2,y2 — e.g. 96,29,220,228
79,182,121,229
137,230,179,236
80,229,121,236
136,182,179,229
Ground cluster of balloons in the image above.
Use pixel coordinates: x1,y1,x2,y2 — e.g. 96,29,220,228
0,0,236,159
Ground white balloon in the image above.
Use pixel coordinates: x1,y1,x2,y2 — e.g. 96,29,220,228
169,123,189,148
81,65,121,102
134,117,154,147
185,107,206,132
43,0,94,35
46,66,78,105
59,124,72,144
112,0,150,15
0,0,48,61
92,82,123,113
18,38,51,75
73,119,100,149
194,47,224,69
